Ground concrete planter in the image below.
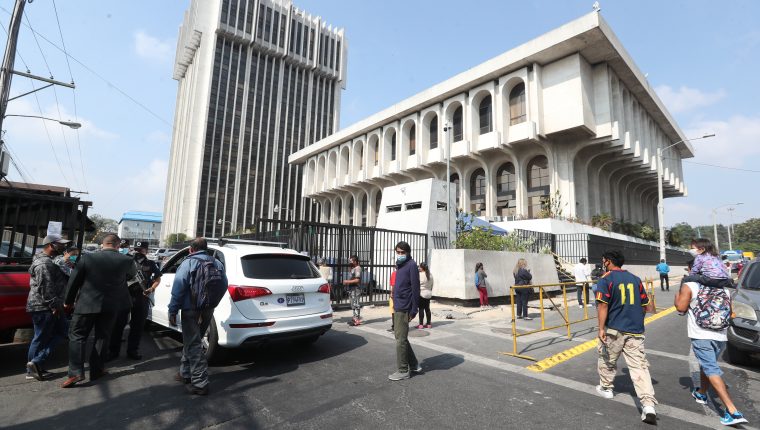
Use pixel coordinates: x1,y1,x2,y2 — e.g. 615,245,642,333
429,249,559,301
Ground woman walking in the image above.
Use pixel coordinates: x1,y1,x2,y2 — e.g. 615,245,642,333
513,258,533,320
417,263,434,329
475,262,490,308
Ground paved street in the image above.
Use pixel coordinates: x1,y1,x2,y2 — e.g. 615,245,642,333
1,290,758,429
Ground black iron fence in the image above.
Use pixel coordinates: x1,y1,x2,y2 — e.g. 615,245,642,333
554,233,692,265
511,229,555,254
230,219,428,307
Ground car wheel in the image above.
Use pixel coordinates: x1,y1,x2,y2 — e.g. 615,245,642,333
202,317,227,365
724,342,750,366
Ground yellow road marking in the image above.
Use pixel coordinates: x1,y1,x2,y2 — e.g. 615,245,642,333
526,306,678,373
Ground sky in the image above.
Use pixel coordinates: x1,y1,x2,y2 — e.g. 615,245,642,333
2,0,759,230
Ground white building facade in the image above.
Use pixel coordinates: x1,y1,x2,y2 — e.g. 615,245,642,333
118,211,162,247
289,12,692,228
162,0,346,242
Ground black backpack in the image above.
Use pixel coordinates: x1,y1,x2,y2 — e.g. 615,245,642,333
189,255,227,310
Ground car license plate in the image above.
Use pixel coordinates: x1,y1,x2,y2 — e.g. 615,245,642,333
286,293,305,306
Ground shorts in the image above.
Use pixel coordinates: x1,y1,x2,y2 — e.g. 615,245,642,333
690,339,726,377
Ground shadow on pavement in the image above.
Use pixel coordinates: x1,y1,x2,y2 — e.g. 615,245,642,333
420,353,465,373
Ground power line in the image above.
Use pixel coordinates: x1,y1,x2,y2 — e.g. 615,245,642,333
51,0,88,192
665,157,760,173
23,9,81,190
0,5,173,128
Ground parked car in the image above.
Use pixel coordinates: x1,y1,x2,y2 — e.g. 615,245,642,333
147,240,333,363
725,258,760,365
0,262,32,343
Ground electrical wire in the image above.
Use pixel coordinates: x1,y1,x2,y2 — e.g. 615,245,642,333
0,5,173,128
52,0,88,192
664,157,760,173
23,9,81,189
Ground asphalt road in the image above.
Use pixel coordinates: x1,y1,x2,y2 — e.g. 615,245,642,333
1,289,758,430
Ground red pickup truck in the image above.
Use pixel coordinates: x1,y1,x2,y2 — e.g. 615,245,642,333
0,262,32,342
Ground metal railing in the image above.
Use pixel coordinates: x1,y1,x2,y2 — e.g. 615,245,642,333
500,280,660,361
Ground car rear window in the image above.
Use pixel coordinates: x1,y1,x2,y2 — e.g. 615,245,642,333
741,263,760,290
241,254,320,280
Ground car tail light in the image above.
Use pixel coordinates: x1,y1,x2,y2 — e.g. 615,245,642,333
320,313,332,319
317,283,330,294
228,285,272,302
230,321,275,328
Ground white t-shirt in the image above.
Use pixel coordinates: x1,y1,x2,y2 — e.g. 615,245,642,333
686,282,728,341
573,263,591,282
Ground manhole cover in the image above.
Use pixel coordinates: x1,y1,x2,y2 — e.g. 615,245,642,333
408,330,430,337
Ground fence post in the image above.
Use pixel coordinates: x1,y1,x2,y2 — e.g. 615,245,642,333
539,287,545,330
563,285,571,339
511,286,518,356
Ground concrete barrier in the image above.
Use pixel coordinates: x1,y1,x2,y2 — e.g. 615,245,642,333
429,249,560,301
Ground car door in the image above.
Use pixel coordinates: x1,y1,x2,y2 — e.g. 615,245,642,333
148,248,190,328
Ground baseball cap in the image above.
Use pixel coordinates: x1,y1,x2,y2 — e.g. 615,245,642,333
134,240,149,249
42,234,71,246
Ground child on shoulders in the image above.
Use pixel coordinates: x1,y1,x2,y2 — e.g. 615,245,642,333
682,238,733,289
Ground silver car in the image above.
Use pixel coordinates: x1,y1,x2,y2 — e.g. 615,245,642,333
726,259,760,365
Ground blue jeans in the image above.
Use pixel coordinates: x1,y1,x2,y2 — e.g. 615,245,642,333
691,339,726,377
27,310,68,368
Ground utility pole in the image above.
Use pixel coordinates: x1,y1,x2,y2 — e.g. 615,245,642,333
0,0,26,134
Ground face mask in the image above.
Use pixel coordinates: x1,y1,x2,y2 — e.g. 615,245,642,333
396,255,407,264
688,248,699,257
69,255,78,262
119,248,129,255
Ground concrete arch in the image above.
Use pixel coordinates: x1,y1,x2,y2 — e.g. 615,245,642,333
326,150,338,190
421,111,439,162
400,118,417,169
444,100,464,142
470,88,495,140
316,155,327,192
350,139,364,182
382,126,398,172
339,145,350,186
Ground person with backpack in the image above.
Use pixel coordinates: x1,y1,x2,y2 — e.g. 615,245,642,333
109,240,161,361
168,237,228,395
674,269,748,426
655,259,670,291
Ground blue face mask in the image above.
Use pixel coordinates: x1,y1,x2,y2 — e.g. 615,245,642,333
119,248,129,255
396,255,407,264
69,255,78,262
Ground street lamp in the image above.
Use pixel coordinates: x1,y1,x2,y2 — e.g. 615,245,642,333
4,113,81,129
657,133,714,260
727,207,737,250
712,203,742,253
217,218,233,235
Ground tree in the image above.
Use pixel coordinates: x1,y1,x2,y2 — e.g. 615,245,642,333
667,222,695,247
165,233,188,247
591,213,613,231
734,218,760,253
86,214,118,243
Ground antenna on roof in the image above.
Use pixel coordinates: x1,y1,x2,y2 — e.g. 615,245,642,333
593,1,601,12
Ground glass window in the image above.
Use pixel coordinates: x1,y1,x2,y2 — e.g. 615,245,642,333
373,139,379,166
429,116,438,149
509,83,527,125
528,156,550,189
348,196,354,225
240,254,319,279
390,132,396,161
409,124,416,155
479,95,492,134
450,174,460,208
375,191,382,218
470,168,486,198
497,163,516,195
453,106,463,141
358,146,363,171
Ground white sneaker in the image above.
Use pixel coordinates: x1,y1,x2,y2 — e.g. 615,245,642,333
641,405,656,424
596,385,613,399
578,305,584,309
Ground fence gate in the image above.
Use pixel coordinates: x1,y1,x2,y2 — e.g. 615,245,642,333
233,219,428,307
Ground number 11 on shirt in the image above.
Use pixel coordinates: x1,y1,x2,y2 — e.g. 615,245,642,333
618,283,635,305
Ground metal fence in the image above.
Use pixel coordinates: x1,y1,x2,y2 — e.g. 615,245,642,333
511,229,555,253
231,219,428,307
554,233,692,265
431,231,449,249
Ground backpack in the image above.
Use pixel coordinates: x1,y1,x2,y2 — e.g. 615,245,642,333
189,256,227,310
691,285,731,330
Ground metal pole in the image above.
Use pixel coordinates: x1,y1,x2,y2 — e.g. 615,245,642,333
713,209,720,253
0,0,27,136
727,208,734,250
445,122,452,247
511,286,517,355
657,146,666,261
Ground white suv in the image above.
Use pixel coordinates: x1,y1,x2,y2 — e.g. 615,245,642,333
147,240,333,362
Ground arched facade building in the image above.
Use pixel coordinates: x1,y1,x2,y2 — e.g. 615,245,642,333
290,12,692,228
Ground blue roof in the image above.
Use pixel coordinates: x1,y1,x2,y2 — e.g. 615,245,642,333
120,210,162,223
458,213,508,235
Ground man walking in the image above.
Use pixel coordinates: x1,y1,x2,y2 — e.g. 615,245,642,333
573,257,592,308
674,277,748,426
388,241,422,381
168,237,227,395
62,234,136,388
25,234,71,381
594,250,657,424
109,240,161,360
655,259,670,291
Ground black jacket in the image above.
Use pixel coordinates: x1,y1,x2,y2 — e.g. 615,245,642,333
514,267,533,286
65,249,137,314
